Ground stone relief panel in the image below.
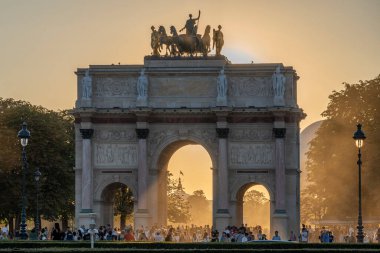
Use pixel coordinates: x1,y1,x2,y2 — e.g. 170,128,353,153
229,143,275,168
229,128,273,141
228,77,274,97
149,77,216,97
188,128,217,149
94,128,136,142
93,77,137,97
94,143,138,168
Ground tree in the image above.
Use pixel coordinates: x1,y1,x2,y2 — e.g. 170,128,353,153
113,184,134,229
167,172,191,224
243,189,270,227
302,75,380,222
187,190,211,226
0,98,75,232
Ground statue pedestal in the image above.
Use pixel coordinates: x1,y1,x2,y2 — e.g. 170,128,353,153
136,97,148,107
274,96,285,107
216,96,227,107
76,99,92,108
144,56,228,68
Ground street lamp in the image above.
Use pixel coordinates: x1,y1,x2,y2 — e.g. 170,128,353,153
17,122,31,240
34,167,41,239
353,123,366,243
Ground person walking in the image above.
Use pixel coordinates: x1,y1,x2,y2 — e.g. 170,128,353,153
272,231,281,240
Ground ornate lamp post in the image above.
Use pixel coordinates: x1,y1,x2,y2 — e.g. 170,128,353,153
353,124,366,243
34,167,41,239
17,122,31,240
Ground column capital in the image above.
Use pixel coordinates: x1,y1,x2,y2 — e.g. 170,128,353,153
80,129,94,139
273,128,286,138
216,128,229,138
136,128,149,139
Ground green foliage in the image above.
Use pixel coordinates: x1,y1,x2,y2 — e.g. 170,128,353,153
167,172,191,224
187,190,211,225
243,189,268,205
303,75,380,222
0,98,74,225
243,189,270,227
113,185,134,229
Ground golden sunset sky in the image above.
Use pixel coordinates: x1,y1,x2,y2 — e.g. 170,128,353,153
1,0,379,199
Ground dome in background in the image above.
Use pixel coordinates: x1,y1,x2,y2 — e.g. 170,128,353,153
300,120,324,190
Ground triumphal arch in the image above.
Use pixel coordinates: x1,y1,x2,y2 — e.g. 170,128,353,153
72,17,305,238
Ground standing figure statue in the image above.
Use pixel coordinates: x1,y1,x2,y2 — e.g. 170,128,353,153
272,66,286,106
179,10,201,36
82,70,92,99
151,26,161,56
137,68,148,98
217,67,227,97
213,25,224,56
216,67,228,106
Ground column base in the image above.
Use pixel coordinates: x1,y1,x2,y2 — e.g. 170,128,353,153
134,209,151,229
215,209,231,234
272,209,288,240
78,212,97,229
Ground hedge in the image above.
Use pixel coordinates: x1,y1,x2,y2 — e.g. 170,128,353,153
1,241,380,250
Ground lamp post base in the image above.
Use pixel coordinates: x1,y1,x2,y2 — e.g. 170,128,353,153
20,207,27,240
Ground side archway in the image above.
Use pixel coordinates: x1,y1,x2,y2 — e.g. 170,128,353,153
231,180,274,236
94,182,136,229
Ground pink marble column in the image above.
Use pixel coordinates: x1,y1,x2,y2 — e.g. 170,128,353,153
136,128,149,211
216,128,229,211
274,128,286,211
80,128,94,212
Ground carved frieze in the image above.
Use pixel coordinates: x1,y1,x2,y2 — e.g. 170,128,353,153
149,77,215,97
94,129,136,142
229,143,274,167
228,77,274,97
93,77,137,97
94,143,138,167
229,128,273,141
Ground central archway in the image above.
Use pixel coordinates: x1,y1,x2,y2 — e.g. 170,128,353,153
151,138,217,227
167,144,213,226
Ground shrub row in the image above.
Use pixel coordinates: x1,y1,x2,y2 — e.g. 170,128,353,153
1,241,380,250
1,248,380,253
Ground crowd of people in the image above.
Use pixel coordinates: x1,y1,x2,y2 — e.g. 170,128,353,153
1,223,380,243
298,224,380,243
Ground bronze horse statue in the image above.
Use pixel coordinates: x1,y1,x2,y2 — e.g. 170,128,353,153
169,25,211,57
158,26,173,56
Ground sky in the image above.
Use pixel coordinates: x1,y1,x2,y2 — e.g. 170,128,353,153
1,0,379,199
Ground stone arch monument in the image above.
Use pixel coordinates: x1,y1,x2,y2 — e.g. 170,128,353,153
72,56,305,238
